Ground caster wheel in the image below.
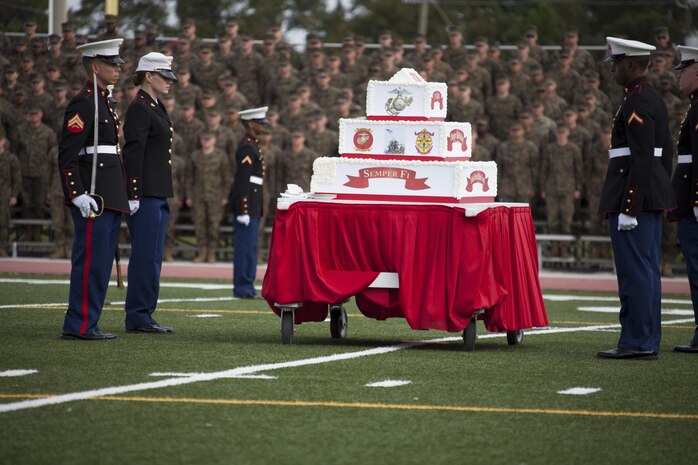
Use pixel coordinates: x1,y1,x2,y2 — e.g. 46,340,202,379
507,330,524,346
281,310,294,344
330,305,348,339
463,318,477,352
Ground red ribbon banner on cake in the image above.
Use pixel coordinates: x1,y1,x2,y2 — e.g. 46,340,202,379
344,168,430,190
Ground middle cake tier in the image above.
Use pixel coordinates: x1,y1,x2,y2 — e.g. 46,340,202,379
339,118,472,161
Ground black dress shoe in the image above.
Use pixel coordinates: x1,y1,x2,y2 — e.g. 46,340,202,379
61,331,117,340
673,342,698,353
597,347,658,360
236,294,262,300
126,323,174,333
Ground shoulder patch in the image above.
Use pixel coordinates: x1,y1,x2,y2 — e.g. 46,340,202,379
627,111,644,126
241,155,252,165
67,113,85,133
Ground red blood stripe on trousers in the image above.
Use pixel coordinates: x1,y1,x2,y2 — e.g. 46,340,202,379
80,218,94,334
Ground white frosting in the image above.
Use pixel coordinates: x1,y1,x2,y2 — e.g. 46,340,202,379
366,70,448,120
315,156,494,170
312,68,495,202
338,118,470,158
311,157,497,199
388,68,426,83
312,157,338,185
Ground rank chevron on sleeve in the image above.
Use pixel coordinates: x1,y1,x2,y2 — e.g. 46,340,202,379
627,111,644,126
67,113,85,133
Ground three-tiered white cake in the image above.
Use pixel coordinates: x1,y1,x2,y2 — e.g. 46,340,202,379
310,68,497,203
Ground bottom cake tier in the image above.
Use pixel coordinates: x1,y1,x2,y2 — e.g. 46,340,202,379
310,157,498,203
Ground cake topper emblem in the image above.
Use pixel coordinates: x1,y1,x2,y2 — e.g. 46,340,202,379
414,129,434,154
465,170,490,192
353,128,374,151
385,87,413,116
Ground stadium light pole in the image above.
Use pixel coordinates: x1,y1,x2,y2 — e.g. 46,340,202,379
404,0,431,35
418,0,429,36
106,0,119,16
50,0,68,35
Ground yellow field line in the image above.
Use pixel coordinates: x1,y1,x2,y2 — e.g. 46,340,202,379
1,393,695,420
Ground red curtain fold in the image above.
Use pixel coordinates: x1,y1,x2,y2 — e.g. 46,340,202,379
262,202,547,332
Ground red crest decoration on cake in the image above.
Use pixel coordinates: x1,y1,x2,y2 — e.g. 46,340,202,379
447,129,468,152
431,91,444,110
353,128,374,151
465,170,489,192
414,129,434,154
344,167,430,190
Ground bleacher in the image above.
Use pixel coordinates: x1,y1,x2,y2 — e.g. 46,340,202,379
9,216,275,262
5,216,629,273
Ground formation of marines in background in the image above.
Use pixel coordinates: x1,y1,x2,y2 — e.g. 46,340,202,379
0,19,691,274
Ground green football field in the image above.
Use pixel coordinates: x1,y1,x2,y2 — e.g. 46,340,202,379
0,274,696,465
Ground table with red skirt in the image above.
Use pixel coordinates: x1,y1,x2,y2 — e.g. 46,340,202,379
261,199,548,348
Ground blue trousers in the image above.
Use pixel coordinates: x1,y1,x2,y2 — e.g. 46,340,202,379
233,217,260,297
678,219,698,331
125,197,169,329
63,207,121,335
608,211,662,352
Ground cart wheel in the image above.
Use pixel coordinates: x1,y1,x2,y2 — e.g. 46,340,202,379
507,330,524,346
330,305,348,339
280,309,294,345
463,318,477,351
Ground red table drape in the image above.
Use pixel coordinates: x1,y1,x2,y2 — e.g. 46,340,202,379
262,201,547,333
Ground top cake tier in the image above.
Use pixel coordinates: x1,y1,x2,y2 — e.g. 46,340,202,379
366,68,448,121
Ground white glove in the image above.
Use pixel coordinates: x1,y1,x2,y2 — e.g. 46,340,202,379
286,184,303,195
71,194,98,218
693,206,698,222
618,213,638,231
236,214,250,226
129,200,140,215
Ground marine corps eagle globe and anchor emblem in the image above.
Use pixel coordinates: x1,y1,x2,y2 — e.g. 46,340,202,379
385,87,413,116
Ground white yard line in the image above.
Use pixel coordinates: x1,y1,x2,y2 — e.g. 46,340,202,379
0,278,262,291
149,372,276,380
544,294,692,305
0,296,237,309
558,387,602,395
0,370,38,377
0,278,693,309
366,380,412,387
0,319,693,415
578,306,694,315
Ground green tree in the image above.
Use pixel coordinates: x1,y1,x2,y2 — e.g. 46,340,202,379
71,0,168,35
326,0,694,48
0,0,49,33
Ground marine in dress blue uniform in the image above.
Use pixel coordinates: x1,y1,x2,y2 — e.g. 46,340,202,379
232,106,267,298
668,45,698,353
597,37,676,359
122,52,177,333
59,39,129,340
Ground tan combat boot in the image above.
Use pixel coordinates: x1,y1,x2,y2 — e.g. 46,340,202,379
207,248,216,263
193,247,207,263
163,246,174,262
662,261,674,278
